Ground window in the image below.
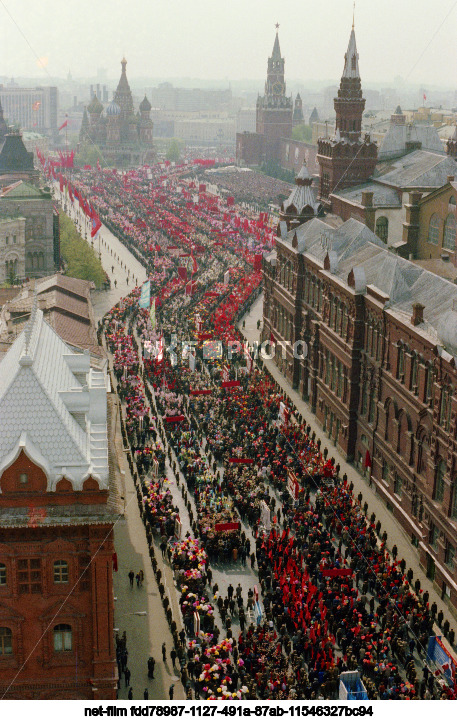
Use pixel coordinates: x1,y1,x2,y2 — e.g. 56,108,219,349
361,383,368,415
451,485,457,520
397,345,405,380
440,386,452,432
12,235,16,244
54,560,69,584
342,306,348,337
53,624,72,652
394,475,402,498
443,213,456,251
434,460,446,503
19,473,28,485
411,353,418,392
0,563,6,586
0,627,12,655
5,236,8,245
445,542,455,570
425,364,434,402
430,524,439,549
382,461,389,481
17,558,42,594
375,216,389,243
368,389,375,424
427,213,441,245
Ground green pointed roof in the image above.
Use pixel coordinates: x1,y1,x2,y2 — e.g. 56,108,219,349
0,180,44,198
271,32,282,61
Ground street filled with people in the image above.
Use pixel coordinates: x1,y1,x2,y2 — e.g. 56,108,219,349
54,157,457,702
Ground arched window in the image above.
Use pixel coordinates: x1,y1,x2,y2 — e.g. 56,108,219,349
26,252,32,271
361,383,368,415
0,563,6,586
38,252,44,270
427,214,441,245
435,460,446,502
53,624,72,652
53,560,69,584
375,216,389,242
443,213,456,251
411,353,418,392
368,388,375,424
0,627,12,655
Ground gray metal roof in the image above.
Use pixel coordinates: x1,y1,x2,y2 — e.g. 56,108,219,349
378,123,444,161
281,216,457,353
373,149,457,189
332,182,401,208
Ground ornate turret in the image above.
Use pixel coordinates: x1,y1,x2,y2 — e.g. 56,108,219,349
280,161,322,230
114,57,134,118
316,22,378,208
139,95,153,145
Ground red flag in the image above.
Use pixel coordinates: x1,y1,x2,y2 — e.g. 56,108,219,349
58,119,68,131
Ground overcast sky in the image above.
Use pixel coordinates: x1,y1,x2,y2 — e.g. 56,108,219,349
0,0,456,87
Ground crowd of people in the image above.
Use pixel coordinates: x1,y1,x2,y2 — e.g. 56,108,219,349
78,155,457,702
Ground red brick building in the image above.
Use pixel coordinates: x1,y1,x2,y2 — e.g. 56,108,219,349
0,304,117,699
317,25,377,208
263,215,457,612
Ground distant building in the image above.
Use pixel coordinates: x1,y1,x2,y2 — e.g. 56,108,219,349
0,179,57,281
79,58,154,167
0,304,117,699
236,30,293,166
149,83,232,112
0,85,58,136
293,94,304,126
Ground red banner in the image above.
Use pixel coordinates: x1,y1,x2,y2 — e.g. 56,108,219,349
221,380,241,389
321,568,353,578
189,389,212,396
214,522,240,533
164,415,185,423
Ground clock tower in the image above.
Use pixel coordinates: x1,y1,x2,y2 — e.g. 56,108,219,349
256,26,293,162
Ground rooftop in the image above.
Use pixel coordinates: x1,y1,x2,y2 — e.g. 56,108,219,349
0,304,110,489
373,149,457,189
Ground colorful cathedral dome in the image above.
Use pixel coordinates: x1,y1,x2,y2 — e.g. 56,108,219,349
106,100,121,116
139,95,152,112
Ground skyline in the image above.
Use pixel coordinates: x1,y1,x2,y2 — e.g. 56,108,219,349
0,0,456,88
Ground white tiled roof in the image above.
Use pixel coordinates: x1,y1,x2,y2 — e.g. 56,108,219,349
0,306,109,489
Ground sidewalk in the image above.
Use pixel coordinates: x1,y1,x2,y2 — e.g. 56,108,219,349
239,294,457,636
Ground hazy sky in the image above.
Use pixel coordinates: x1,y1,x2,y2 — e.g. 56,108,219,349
0,0,456,87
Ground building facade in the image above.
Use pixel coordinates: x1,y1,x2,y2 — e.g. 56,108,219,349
263,216,457,612
0,86,58,136
0,178,57,280
0,305,117,699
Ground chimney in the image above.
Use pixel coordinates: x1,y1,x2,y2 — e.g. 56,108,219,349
38,296,46,311
411,302,424,326
361,191,373,207
448,175,455,184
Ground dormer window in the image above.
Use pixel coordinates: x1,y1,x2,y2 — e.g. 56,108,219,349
19,472,28,485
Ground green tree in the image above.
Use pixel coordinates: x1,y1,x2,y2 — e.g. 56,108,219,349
166,138,183,162
74,141,106,169
291,124,313,143
59,212,106,289
260,160,295,183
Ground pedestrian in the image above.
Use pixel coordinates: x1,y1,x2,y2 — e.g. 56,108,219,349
128,687,133,700
391,544,398,560
124,666,131,687
169,684,175,700
136,572,140,588
162,642,167,662
128,570,134,587
171,647,177,668
227,583,234,600
147,656,155,679
144,689,149,700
